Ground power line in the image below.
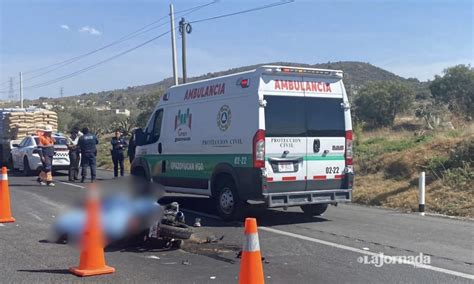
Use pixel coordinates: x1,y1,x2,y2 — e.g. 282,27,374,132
0,1,217,88
22,0,217,76
189,0,294,24
22,31,171,90
2,0,293,93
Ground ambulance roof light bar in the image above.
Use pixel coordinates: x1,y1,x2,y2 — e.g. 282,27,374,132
262,66,343,78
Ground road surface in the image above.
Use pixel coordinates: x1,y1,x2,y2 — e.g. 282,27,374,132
1,170,473,283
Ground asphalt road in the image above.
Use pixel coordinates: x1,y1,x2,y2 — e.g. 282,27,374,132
1,170,473,283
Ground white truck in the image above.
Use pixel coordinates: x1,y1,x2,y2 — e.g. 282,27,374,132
132,65,354,220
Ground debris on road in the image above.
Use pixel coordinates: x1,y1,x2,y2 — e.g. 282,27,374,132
145,255,160,260
205,235,224,244
182,259,190,265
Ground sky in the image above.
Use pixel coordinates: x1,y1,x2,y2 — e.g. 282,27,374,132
0,0,472,100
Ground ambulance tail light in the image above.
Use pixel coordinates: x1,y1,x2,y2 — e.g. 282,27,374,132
253,129,265,168
345,130,353,167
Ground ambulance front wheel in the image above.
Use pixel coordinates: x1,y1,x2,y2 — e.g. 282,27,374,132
215,178,243,221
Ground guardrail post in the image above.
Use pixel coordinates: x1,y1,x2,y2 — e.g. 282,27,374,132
418,172,425,216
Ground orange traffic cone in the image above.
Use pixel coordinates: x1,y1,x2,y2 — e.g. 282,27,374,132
0,166,15,223
69,184,115,277
239,218,265,284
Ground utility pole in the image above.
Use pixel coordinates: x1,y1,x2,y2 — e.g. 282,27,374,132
179,17,192,83
19,72,23,109
170,4,179,86
60,87,64,98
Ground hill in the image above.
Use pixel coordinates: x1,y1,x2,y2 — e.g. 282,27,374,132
7,61,429,110
88,61,425,100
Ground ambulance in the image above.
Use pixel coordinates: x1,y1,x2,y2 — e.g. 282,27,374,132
132,65,354,220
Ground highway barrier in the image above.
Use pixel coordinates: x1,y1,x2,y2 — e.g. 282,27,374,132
0,166,15,223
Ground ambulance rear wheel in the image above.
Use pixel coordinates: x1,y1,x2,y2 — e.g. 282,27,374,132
301,204,328,216
215,178,242,221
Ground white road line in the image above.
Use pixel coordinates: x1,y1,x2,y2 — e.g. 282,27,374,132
59,181,84,189
28,212,43,221
182,209,474,280
259,226,474,280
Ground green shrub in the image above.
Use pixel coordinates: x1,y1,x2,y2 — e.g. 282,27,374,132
443,162,473,191
354,81,415,128
430,65,474,118
425,156,449,179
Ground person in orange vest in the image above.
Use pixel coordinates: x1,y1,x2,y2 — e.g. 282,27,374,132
37,125,56,187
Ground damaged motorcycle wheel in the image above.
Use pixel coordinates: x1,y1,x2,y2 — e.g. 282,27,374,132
160,223,193,240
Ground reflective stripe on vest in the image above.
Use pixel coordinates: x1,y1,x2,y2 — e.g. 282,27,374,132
243,233,260,252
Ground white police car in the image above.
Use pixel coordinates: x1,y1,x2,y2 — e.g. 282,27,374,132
10,134,71,175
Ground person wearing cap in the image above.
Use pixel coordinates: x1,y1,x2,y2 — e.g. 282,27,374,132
78,127,99,183
37,125,56,187
67,127,81,182
111,130,128,178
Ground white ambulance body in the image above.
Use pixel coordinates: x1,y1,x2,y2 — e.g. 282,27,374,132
132,65,354,220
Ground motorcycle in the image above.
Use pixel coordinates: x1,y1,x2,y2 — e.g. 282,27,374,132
51,194,193,248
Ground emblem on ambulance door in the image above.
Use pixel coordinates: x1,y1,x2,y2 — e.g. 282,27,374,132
217,105,232,131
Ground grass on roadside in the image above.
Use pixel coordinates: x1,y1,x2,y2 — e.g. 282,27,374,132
353,121,473,217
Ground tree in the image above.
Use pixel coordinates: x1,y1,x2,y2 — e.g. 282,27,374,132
135,91,162,128
430,65,474,118
56,111,73,132
354,81,415,128
70,108,107,137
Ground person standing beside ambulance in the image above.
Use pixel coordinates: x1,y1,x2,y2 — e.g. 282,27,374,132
37,125,56,187
111,130,127,178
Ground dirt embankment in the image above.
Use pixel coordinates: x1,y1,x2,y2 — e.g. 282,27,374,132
353,123,473,217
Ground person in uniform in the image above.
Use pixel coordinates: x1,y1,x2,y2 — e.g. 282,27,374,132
78,127,99,183
111,130,127,178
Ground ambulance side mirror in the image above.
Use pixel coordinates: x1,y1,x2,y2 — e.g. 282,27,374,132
135,128,146,146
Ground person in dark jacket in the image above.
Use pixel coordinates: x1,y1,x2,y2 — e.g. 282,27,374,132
111,130,127,177
78,127,99,183
127,130,136,165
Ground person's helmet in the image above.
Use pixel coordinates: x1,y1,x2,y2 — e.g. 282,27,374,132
43,125,53,132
